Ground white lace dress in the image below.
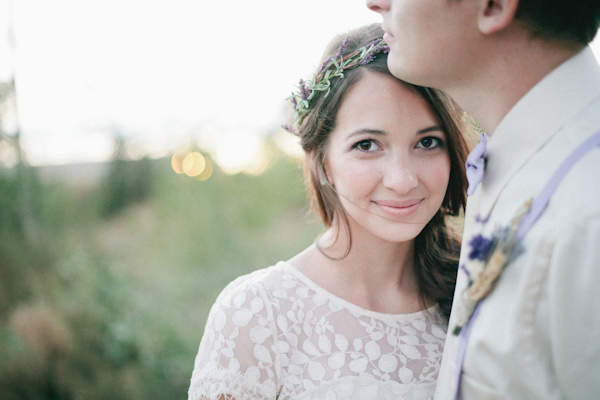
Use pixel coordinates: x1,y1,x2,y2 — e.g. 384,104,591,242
188,262,448,400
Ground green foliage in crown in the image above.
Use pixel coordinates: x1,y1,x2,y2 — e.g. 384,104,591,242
284,37,390,133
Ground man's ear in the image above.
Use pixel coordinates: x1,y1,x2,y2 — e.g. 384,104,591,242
478,0,520,35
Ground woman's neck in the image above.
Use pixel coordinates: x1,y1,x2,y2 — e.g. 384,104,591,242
289,227,425,314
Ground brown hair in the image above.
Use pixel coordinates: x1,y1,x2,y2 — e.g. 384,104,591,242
515,0,600,45
296,24,470,319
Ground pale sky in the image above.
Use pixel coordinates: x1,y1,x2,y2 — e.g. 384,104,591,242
1,0,381,169
1,1,600,171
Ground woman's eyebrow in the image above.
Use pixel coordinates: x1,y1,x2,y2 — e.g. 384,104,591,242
345,126,444,139
417,126,444,135
345,128,386,139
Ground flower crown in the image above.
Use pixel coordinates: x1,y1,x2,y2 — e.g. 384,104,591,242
283,37,390,133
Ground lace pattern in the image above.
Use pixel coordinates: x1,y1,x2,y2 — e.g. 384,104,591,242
188,262,447,400
188,368,277,399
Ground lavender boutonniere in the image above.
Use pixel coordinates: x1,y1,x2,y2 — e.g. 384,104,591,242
452,200,532,335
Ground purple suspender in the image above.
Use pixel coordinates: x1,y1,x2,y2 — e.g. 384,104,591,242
452,129,600,400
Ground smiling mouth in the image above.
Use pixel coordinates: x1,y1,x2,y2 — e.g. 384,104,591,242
373,200,422,218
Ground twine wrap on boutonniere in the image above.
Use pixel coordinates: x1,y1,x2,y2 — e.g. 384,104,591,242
452,199,532,335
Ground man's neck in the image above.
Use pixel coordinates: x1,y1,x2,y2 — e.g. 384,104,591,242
446,37,584,135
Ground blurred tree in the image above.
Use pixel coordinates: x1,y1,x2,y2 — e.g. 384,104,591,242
99,135,154,218
0,4,46,318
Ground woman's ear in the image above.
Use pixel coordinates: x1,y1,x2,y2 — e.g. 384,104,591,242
321,163,335,186
478,0,520,35
307,150,318,177
308,150,332,186
321,160,333,187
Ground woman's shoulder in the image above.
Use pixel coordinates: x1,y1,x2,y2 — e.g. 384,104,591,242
212,262,294,308
221,261,290,290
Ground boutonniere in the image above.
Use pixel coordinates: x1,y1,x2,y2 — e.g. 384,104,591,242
452,200,532,335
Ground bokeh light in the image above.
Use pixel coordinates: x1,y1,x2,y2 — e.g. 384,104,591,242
195,157,213,181
182,152,206,177
171,153,185,174
171,150,213,181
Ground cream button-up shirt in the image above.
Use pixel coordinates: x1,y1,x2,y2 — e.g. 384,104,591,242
435,47,600,400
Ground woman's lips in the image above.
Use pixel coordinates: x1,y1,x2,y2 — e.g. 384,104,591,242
373,199,423,218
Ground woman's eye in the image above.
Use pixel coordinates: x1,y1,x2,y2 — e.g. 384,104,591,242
353,140,380,152
417,137,442,149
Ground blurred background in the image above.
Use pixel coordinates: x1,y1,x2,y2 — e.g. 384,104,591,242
1,1,599,398
0,1,382,398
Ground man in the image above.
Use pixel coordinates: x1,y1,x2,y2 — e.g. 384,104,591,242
367,0,600,399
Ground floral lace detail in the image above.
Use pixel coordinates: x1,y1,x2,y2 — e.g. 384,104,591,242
188,262,447,400
188,368,277,399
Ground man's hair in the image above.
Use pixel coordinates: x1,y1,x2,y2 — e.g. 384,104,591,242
515,0,600,45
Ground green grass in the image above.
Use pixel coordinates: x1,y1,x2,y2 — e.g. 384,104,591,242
0,148,322,399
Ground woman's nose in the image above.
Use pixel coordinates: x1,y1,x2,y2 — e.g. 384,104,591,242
381,156,418,194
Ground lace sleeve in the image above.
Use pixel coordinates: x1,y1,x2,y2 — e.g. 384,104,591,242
188,276,280,400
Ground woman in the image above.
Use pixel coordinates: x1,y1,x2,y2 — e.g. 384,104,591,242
189,24,469,400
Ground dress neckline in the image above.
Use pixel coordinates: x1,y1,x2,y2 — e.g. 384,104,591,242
276,261,440,323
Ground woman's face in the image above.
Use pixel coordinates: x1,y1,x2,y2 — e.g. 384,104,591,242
323,71,450,244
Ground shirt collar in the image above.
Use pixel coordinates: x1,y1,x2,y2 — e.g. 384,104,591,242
479,46,600,217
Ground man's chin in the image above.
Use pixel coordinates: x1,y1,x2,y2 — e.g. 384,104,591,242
387,59,424,86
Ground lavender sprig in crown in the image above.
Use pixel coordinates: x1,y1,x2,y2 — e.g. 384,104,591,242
284,37,390,133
